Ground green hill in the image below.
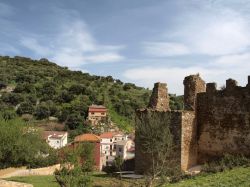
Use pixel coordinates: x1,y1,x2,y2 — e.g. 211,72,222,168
0,56,183,133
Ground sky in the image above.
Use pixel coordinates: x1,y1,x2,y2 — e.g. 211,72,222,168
1,0,250,94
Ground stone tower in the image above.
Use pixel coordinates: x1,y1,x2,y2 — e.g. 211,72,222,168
183,74,206,111
148,82,170,111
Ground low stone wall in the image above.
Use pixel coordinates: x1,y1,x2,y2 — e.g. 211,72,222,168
0,180,33,187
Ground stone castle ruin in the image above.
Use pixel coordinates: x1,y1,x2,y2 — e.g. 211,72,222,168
135,74,250,173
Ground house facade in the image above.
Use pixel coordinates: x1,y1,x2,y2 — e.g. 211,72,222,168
100,132,130,165
42,131,68,149
115,139,135,160
73,133,105,171
87,105,107,125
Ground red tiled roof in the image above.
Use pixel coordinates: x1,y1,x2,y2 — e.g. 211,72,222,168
88,105,107,112
42,131,67,139
100,132,121,139
89,108,107,112
74,133,100,142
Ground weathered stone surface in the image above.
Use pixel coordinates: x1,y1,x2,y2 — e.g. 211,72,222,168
181,111,197,171
135,75,250,173
148,82,170,111
196,78,250,163
183,74,205,111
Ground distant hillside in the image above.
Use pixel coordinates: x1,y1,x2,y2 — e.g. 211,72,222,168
0,56,183,133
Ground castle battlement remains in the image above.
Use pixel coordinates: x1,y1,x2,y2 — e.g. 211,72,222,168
135,75,250,173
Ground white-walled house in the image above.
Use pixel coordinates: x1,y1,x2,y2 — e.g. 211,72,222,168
115,139,135,160
42,131,68,149
100,132,128,165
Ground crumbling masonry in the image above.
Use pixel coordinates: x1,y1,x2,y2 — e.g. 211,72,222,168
135,74,250,173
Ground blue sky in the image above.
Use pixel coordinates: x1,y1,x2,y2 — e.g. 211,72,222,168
1,0,250,94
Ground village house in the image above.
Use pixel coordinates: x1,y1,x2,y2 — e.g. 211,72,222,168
87,105,107,125
42,131,68,149
100,132,130,165
73,133,105,171
115,139,135,160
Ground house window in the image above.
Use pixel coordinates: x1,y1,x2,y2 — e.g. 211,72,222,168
119,148,122,152
106,156,108,159
110,139,112,142
114,145,116,149
101,113,105,115
115,138,117,140
57,140,59,143
91,112,94,115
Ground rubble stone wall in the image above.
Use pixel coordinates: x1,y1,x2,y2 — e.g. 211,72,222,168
181,111,197,171
196,78,250,163
148,82,170,111
183,74,206,111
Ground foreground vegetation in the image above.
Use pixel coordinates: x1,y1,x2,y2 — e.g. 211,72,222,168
6,166,250,187
0,118,57,169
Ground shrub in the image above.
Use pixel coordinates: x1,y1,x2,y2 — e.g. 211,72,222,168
0,118,55,168
202,154,250,173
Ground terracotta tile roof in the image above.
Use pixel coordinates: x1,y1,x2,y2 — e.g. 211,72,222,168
74,133,100,142
42,131,67,139
100,132,118,139
88,105,107,112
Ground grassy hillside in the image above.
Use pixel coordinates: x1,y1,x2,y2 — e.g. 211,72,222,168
0,56,183,133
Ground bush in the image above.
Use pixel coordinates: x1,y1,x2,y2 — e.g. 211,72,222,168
0,110,17,120
17,102,34,115
35,104,50,119
29,148,58,168
0,118,55,168
55,143,94,187
202,154,250,173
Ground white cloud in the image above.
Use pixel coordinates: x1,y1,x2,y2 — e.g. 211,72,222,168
20,20,125,68
189,13,250,56
123,66,225,94
143,42,190,57
143,8,250,57
214,53,250,68
20,37,52,56
123,56,250,95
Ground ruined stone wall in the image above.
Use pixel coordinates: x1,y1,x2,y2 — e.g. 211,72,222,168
181,74,205,170
183,74,206,111
181,111,197,171
148,82,170,111
196,77,250,163
135,109,182,174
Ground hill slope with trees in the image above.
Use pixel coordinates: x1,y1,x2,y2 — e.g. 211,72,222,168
0,56,183,133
